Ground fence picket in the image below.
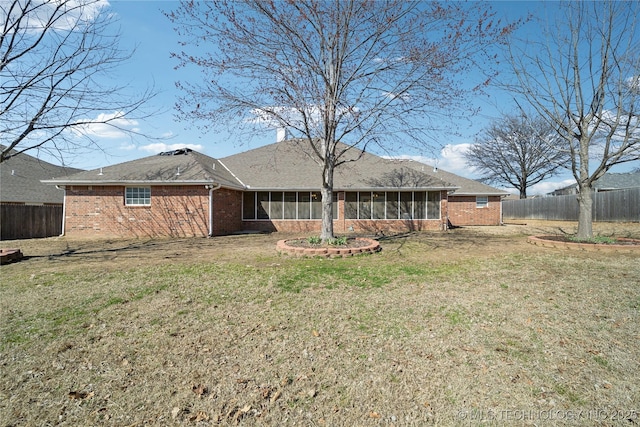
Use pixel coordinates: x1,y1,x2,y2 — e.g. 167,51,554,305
503,188,640,222
0,205,63,240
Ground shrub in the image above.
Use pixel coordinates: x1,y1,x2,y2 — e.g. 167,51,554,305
328,236,348,246
306,236,322,245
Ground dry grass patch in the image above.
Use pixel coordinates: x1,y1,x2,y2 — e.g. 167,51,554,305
1,222,639,425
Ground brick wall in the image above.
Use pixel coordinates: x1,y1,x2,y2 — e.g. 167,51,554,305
63,186,497,238
447,195,502,226
65,185,215,238
211,188,243,236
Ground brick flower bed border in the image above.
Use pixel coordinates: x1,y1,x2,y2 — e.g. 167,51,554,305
276,237,381,258
527,236,640,253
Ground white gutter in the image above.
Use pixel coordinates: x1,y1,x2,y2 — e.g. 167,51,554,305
207,184,222,237
42,179,224,186
56,185,66,236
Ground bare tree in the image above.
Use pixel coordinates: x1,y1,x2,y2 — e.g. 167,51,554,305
1,0,155,164
166,0,519,241
465,114,568,199
507,1,640,238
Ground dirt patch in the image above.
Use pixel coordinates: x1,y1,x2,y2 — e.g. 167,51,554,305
1,221,639,426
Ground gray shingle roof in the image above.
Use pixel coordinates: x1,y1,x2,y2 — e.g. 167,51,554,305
40,142,508,196
220,140,458,191
550,171,640,195
43,148,244,189
0,147,83,204
221,140,507,195
413,164,510,196
593,171,640,190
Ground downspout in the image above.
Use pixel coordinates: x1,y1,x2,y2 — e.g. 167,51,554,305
56,185,66,236
207,184,222,237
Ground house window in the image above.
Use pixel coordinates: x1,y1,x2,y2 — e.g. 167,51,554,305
399,192,413,219
298,192,311,219
414,191,426,219
359,192,372,219
271,192,283,219
125,187,150,206
311,192,322,219
241,191,337,220
283,192,297,219
257,192,270,219
476,196,489,208
345,192,358,219
386,191,399,219
344,191,441,220
427,191,441,218
242,192,255,219
372,192,385,219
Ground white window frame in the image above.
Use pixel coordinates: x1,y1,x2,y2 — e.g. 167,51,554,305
125,187,151,206
476,196,489,208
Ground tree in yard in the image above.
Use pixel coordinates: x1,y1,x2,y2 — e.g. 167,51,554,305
507,1,640,238
1,0,155,164
166,0,519,241
464,113,569,199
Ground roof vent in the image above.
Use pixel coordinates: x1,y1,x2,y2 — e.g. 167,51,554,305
158,148,192,156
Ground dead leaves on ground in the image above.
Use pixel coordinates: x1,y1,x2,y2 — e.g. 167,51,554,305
192,383,208,397
68,390,94,400
174,375,314,424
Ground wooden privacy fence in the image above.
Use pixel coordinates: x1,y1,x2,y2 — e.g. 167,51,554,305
0,204,63,240
503,188,640,222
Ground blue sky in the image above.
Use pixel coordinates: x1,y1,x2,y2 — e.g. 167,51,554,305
42,1,638,195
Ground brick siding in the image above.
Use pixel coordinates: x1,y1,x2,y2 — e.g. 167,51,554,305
63,187,500,238
211,188,243,236
65,185,205,237
447,195,502,226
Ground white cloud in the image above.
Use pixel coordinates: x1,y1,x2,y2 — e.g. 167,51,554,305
118,142,137,151
392,143,581,196
71,111,139,139
139,143,204,154
626,75,640,93
527,179,576,196
390,143,477,178
13,0,110,33
382,91,411,102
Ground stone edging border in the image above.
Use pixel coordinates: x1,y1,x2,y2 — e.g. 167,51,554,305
528,235,640,253
276,237,381,258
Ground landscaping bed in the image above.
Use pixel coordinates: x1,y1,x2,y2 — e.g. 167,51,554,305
276,237,381,257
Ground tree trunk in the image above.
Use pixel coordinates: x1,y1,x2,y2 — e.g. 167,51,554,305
320,186,334,241
320,161,335,242
576,185,593,240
